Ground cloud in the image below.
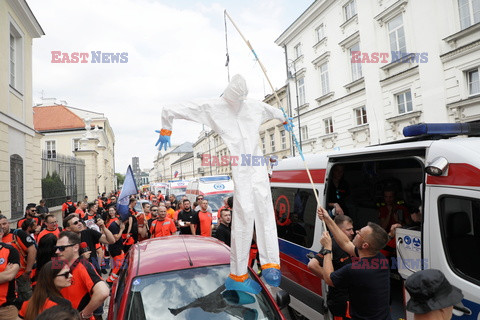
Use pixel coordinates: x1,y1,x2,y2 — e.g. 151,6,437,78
28,0,312,174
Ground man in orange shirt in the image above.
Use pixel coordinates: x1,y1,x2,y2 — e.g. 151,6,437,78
165,201,176,220
56,231,109,320
142,202,152,221
148,206,176,238
37,214,62,243
75,201,87,219
0,239,20,318
191,200,213,237
0,215,36,302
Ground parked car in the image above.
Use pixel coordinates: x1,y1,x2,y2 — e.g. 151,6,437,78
108,235,289,319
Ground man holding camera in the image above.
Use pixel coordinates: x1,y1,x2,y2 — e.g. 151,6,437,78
63,214,115,273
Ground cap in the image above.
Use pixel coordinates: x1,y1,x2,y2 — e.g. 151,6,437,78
406,269,463,314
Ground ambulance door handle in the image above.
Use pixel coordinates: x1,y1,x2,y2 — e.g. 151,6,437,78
453,304,471,316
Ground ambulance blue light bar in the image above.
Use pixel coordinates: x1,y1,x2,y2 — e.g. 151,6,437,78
199,175,231,183
403,123,480,137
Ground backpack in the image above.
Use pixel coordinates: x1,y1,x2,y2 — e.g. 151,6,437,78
66,202,76,213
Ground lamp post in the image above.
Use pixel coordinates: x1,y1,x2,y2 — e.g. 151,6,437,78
287,60,302,153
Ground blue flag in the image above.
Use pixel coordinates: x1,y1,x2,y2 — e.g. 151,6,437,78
117,165,138,221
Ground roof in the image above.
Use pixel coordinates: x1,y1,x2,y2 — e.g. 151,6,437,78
131,235,230,276
171,142,193,153
33,105,85,131
171,152,194,165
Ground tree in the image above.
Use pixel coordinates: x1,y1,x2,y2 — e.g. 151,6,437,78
42,171,67,207
116,173,125,186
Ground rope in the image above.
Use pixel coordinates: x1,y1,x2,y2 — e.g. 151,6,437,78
223,11,230,82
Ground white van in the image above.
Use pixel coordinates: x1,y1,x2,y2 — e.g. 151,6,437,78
270,123,480,320
186,175,234,214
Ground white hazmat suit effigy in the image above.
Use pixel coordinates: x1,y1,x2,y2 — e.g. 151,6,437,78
156,75,285,293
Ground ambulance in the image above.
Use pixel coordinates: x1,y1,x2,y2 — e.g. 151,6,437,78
168,180,191,197
186,175,234,213
270,123,480,319
150,182,168,196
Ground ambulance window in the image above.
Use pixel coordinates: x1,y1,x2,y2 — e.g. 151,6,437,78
439,196,480,284
271,187,317,248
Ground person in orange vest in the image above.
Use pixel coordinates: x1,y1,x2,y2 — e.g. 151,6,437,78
0,215,36,303
0,239,20,318
148,206,176,238
157,191,165,202
17,204,40,229
75,201,87,220
165,201,176,221
122,198,138,253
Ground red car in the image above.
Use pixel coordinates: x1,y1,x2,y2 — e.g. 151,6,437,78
108,235,289,319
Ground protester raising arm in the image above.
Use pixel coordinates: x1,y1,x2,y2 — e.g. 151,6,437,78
317,207,355,257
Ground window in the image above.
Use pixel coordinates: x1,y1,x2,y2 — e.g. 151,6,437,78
301,126,309,140
468,68,480,96
10,34,15,87
396,90,413,114
297,77,306,106
294,43,302,59
9,23,23,90
270,133,275,152
73,139,81,152
388,14,407,55
10,154,23,219
261,136,266,154
440,196,480,283
280,130,287,150
315,24,325,42
349,43,363,81
458,0,480,30
355,106,368,125
324,117,333,134
320,63,329,95
344,0,357,21
46,141,56,159
272,187,317,248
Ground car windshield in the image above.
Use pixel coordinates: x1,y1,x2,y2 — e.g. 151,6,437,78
205,193,233,212
171,187,187,195
124,264,281,320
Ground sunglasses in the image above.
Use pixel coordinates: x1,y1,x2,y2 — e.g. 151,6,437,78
56,272,72,279
30,210,37,212
71,220,80,226
55,244,76,252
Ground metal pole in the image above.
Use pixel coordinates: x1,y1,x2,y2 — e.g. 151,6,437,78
291,63,302,150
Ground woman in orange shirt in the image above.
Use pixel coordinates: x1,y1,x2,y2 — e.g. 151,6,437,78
20,260,73,320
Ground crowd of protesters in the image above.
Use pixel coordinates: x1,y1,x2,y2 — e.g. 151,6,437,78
0,190,234,320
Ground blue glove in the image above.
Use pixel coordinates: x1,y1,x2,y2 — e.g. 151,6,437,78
283,117,294,133
155,129,172,151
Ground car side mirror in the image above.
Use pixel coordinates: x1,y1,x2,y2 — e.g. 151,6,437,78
275,290,290,309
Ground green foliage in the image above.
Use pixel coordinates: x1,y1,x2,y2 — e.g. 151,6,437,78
116,173,125,186
42,171,66,207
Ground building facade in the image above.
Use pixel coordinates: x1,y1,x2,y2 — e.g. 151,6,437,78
274,0,480,154
153,142,193,182
33,101,116,201
0,0,44,219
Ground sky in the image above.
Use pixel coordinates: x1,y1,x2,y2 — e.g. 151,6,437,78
28,0,313,173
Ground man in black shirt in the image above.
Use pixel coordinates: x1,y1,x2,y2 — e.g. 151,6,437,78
177,199,196,235
317,207,390,320
63,214,115,272
215,209,231,246
308,215,354,318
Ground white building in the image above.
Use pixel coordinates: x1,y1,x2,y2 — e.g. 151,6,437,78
275,0,480,154
0,0,44,219
153,142,193,182
33,101,116,200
